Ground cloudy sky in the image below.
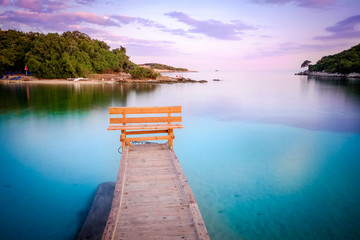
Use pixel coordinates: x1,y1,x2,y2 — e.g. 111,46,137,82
1,0,359,71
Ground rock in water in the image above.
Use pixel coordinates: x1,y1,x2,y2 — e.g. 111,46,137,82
77,182,116,240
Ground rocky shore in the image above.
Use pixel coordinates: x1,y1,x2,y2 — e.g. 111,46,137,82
296,70,360,78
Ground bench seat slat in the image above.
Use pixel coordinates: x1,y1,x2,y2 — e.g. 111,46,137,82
107,124,183,131
125,130,169,135
126,136,171,142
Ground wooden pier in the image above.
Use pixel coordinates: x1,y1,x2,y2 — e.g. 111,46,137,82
104,107,209,240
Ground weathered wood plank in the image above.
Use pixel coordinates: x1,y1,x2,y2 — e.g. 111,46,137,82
125,129,169,135
124,182,179,191
109,106,181,114
126,135,171,142
110,116,182,124
120,205,189,214
107,124,183,131
102,144,209,240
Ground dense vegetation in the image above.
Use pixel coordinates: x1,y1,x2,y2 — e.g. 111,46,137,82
308,43,360,74
142,63,188,72
0,29,158,79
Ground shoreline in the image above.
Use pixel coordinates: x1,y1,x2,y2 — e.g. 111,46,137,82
295,71,360,78
0,73,207,85
153,69,198,73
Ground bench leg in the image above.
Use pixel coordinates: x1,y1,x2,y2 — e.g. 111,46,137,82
168,129,174,149
121,131,126,149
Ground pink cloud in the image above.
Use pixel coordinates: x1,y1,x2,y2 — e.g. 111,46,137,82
0,0,11,6
46,1,69,12
165,11,255,40
0,10,119,31
14,0,69,13
252,0,334,8
15,0,44,12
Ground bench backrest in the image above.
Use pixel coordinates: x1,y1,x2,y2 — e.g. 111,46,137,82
108,106,182,148
109,106,182,124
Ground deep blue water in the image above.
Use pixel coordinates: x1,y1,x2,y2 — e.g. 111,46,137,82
1,71,360,239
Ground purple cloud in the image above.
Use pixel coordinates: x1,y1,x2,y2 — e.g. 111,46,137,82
46,0,69,12
15,0,43,12
0,10,119,31
111,15,166,29
314,15,360,40
4,0,101,13
11,0,70,13
76,0,96,4
165,11,254,40
251,0,334,8
0,0,11,6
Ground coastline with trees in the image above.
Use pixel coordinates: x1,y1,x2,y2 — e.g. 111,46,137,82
0,29,200,84
297,43,360,78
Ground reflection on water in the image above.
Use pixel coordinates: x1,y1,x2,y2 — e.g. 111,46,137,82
0,83,158,114
1,72,360,240
307,76,360,99
299,76,360,132
163,72,360,133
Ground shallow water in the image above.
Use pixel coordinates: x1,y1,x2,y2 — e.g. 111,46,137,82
1,72,360,239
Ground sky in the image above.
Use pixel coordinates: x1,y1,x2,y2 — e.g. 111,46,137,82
1,0,360,71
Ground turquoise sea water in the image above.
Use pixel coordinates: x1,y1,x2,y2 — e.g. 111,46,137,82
1,72,360,239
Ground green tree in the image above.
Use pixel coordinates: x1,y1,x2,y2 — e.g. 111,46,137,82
0,29,158,79
129,66,159,79
308,43,360,74
301,60,311,68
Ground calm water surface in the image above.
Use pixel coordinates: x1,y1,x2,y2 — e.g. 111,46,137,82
1,71,360,240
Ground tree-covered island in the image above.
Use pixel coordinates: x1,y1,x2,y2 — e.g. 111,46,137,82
297,43,360,78
0,29,196,82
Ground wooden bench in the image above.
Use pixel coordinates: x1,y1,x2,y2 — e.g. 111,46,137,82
107,106,183,148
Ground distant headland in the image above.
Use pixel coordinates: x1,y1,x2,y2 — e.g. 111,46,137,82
296,43,360,78
138,63,196,73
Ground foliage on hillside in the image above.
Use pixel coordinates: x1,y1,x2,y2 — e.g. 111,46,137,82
0,29,158,79
309,43,360,74
129,66,159,79
143,63,188,72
